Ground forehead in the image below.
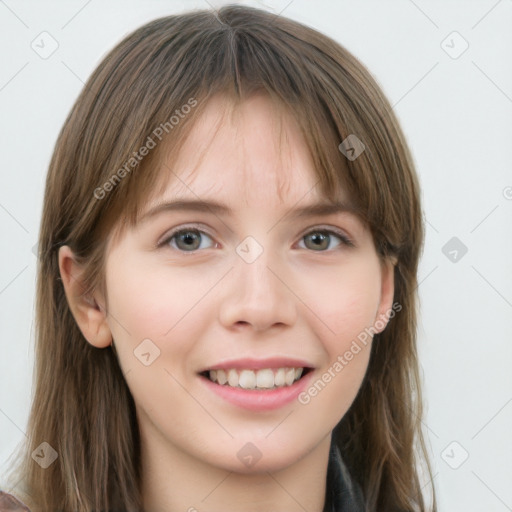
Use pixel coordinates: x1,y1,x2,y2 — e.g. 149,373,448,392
105,93,363,252
147,93,345,209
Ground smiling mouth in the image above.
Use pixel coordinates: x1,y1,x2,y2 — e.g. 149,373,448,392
199,367,313,390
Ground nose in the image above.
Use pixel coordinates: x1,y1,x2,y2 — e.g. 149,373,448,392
218,247,298,333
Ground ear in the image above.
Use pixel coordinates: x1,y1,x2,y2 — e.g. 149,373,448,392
58,245,112,348
373,255,397,334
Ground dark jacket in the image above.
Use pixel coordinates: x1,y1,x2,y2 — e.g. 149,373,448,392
0,442,366,512
324,441,366,511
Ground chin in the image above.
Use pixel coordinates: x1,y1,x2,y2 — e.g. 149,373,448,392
202,436,316,475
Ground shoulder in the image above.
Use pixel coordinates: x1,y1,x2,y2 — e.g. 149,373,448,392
0,491,32,511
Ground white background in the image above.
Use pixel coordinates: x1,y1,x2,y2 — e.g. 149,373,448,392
0,1,511,510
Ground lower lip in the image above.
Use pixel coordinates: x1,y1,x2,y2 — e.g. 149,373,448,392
199,371,315,411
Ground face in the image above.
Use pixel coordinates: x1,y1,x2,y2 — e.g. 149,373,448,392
100,93,394,474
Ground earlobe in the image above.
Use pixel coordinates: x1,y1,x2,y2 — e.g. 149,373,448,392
58,245,112,348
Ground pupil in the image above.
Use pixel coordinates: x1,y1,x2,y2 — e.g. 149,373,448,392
180,232,199,249
309,233,328,250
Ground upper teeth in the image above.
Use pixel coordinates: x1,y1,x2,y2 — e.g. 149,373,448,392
208,367,304,389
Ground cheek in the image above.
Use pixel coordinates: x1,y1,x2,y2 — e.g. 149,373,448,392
297,255,382,346
297,260,380,416
104,258,211,410
105,257,212,344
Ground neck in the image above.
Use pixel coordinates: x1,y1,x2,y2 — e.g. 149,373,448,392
140,426,331,512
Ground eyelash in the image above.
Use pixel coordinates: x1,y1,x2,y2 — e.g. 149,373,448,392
157,224,355,253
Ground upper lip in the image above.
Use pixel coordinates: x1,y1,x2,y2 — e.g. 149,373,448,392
198,357,315,373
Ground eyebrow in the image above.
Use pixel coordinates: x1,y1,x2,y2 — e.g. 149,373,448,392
139,198,359,223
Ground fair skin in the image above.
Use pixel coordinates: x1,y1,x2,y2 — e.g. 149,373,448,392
59,94,395,512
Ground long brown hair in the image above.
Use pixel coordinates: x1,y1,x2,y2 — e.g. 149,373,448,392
2,5,435,511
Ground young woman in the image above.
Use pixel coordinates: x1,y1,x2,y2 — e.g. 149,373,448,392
1,5,436,511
